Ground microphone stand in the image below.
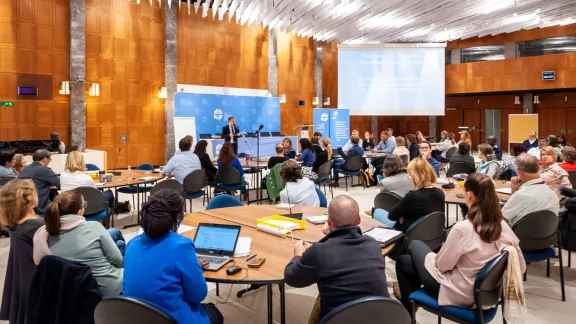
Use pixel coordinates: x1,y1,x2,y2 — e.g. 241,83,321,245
253,130,261,204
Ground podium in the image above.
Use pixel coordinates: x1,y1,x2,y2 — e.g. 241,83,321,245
295,125,312,147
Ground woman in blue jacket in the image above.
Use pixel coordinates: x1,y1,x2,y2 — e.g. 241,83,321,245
217,142,247,197
122,189,223,324
296,138,316,167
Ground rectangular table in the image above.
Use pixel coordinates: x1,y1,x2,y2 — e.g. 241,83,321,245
23,149,107,174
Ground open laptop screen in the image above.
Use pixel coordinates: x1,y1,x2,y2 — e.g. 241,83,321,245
194,223,241,256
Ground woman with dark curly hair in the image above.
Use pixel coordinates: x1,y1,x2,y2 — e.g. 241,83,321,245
279,160,320,207
123,189,224,324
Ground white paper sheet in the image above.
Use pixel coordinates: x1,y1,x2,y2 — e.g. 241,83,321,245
234,237,252,257
496,188,512,195
137,176,157,181
363,227,403,243
306,215,328,224
264,220,301,230
177,224,196,234
276,203,295,209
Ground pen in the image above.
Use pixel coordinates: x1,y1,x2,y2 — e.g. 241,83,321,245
246,254,257,261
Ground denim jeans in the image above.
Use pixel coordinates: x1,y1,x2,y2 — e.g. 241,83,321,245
373,208,397,228
107,228,126,256
332,160,346,183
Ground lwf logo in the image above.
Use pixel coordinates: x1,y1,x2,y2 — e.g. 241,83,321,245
321,113,328,122
213,109,223,120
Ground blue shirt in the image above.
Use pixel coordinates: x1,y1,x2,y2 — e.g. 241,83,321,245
123,232,209,324
297,148,316,167
374,138,396,153
427,157,440,176
162,151,202,183
217,158,245,176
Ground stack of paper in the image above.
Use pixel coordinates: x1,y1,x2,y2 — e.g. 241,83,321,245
234,237,252,257
306,215,328,224
276,203,295,209
264,220,301,230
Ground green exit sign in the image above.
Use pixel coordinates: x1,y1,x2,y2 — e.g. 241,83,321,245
0,102,14,107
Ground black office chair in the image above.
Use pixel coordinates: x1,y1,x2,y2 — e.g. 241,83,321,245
150,179,184,196
215,165,249,203
512,210,565,301
445,146,457,159
94,296,177,324
446,161,476,177
405,211,446,251
373,192,402,213
320,296,410,324
498,169,514,181
334,155,365,191
568,171,576,188
183,169,208,211
76,187,112,227
400,154,409,166
313,161,333,199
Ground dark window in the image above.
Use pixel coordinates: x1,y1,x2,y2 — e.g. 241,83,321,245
518,35,576,57
461,45,505,63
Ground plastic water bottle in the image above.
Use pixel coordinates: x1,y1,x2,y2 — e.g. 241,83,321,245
127,165,133,181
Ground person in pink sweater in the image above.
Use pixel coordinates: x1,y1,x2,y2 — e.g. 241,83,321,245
394,172,526,312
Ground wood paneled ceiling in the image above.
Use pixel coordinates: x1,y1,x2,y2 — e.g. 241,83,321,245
129,0,576,44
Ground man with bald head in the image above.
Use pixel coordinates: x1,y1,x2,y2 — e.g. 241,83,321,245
284,195,389,321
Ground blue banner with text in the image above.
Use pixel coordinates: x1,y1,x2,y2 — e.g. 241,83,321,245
313,108,350,148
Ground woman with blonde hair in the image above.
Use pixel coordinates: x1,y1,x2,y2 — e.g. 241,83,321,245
458,131,473,155
14,154,27,175
0,180,44,323
304,137,333,180
439,131,448,142
393,136,409,159
540,146,572,192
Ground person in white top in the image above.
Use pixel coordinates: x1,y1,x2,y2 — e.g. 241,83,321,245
527,137,548,160
387,128,396,143
502,153,559,226
279,160,320,207
341,130,363,152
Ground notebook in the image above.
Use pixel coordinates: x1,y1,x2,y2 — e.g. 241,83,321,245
363,227,404,247
496,188,512,195
233,237,252,257
306,215,328,224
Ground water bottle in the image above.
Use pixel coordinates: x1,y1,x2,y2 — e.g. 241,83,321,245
127,165,133,181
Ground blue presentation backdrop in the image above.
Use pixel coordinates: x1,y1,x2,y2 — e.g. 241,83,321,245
175,92,281,140
313,108,350,148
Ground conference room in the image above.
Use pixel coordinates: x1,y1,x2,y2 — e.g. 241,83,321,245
1,0,576,323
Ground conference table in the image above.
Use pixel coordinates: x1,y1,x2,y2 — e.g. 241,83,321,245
181,205,395,324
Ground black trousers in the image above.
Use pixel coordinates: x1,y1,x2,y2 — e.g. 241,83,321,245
202,303,224,324
395,240,441,311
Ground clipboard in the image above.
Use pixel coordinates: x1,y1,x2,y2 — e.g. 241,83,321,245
362,227,404,247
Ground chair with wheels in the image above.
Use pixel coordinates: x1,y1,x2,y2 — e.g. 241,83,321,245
512,210,565,301
76,187,112,227
118,164,157,214
313,161,334,199
320,296,410,324
183,169,208,212
334,156,365,191
446,162,476,177
206,194,243,210
150,179,184,196
315,187,327,208
214,165,249,203
86,163,100,171
94,296,177,324
405,211,446,251
409,250,509,324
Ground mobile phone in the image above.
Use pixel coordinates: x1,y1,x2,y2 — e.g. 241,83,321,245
456,193,465,198
247,257,266,268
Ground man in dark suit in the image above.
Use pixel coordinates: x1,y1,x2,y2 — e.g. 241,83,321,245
18,149,60,216
221,116,241,155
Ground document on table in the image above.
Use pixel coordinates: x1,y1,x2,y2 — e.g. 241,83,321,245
276,203,295,209
306,215,328,224
363,227,403,246
234,237,252,257
137,176,157,181
496,188,512,195
265,220,301,230
95,182,105,186
136,224,196,236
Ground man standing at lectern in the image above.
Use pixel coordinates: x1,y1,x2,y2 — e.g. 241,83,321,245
221,116,241,154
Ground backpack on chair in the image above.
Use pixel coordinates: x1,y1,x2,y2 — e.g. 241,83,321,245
359,171,376,188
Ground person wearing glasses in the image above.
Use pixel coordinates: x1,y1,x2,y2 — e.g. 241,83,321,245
419,141,440,176
18,149,61,216
32,190,125,296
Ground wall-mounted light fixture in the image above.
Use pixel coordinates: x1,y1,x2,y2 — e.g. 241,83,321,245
312,96,320,105
514,96,520,105
59,81,70,95
279,94,287,103
89,83,100,97
323,96,330,105
158,86,167,99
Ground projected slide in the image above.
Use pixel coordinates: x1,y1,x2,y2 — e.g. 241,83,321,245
338,46,445,116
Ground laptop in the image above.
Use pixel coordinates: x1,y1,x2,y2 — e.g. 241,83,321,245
194,223,241,271
199,134,212,139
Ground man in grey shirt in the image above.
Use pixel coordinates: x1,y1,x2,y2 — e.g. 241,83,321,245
19,149,60,216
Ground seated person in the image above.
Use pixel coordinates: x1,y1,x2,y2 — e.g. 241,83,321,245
50,131,66,154
332,135,364,187
362,131,375,151
216,143,247,197
393,136,409,159
560,146,576,171
502,154,559,226
522,130,539,150
279,160,320,207
123,189,223,324
304,138,332,180
540,146,572,192
0,149,18,187
419,141,440,176
268,144,289,169
371,131,396,175
19,149,61,216
394,173,525,312
162,137,201,183
282,138,296,159
296,138,316,167
379,158,445,232
60,151,115,212
548,135,562,159
527,137,548,160
558,135,568,148
194,140,218,182
487,136,503,160
33,190,124,296
313,131,322,141
448,142,475,170
284,195,389,322
373,155,414,227
342,130,363,152
500,144,527,177
14,153,27,175
476,144,500,179
405,134,420,161
439,131,448,143
311,137,323,156
432,132,456,163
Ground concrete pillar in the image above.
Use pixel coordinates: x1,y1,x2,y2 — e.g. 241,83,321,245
371,117,378,137
164,0,177,162
523,93,534,114
450,49,461,64
69,0,86,150
504,42,517,59
267,29,278,97
429,116,440,142
313,40,322,108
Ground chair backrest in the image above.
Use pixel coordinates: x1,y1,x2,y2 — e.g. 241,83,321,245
237,152,246,158
345,155,364,171
512,210,559,251
315,187,327,207
474,250,509,308
150,179,184,196
136,163,155,171
400,154,409,166
206,194,243,210
85,163,100,171
406,211,446,251
317,161,332,179
569,171,576,188
319,296,410,324
498,168,513,181
445,146,457,159
76,187,107,215
446,162,476,177
215,165,242,185
373,192,402,212
94,296,177,324
183,169,207,193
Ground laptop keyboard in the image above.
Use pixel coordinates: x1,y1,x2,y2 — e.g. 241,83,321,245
197,255,229,264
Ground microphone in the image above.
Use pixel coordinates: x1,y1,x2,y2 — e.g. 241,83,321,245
282,183,303,220
254,124,264,136
112,148,122,176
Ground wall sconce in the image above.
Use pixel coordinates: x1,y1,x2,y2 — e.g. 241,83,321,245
279,94,287,103
59,81,70,95
89,83,100,97
158,86,167,99
312,97,319,105
514,96,520,105
533,95,540,104
323,96,330,105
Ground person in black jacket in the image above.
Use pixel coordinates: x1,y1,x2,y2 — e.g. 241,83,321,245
311,137,323,156
304,138,333,180
449,142,476,169
284,195,389,322
18,149,60,216
405,134,420,161
487,136,503,161
220,116,241,154
362,131,375,151
268,144,289,169
194,140,218,182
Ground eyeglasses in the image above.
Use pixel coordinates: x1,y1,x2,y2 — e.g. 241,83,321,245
420,147,430,151
82,201,88,209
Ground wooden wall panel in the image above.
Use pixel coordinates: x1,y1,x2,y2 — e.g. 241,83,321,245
0,0,69,144
322,41,338,109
